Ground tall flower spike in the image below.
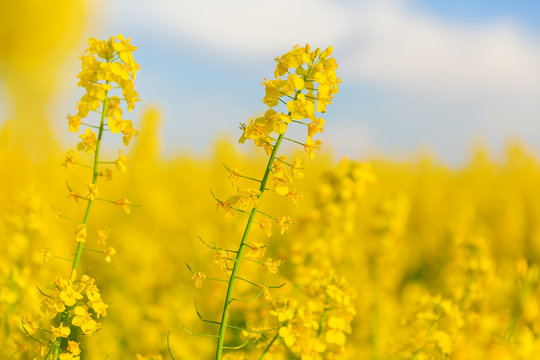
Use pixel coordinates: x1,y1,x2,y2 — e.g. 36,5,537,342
28,35,140,359
183,44,339,360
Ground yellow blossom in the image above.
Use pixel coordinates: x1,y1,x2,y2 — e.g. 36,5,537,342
67,114,82,132
304,137,322,159
41,297,66,319
85,183,98,200
98,167,114,180
115,150,128,172
247,242,267,259
276,216,292,234
291,158,305,179
61,150,78,169
122,119,136,145
59,284,83,306
51,323,71,341
72,306,99,334
286,188,302,206
103,246,117,263
216,199,233,217
22,317,40,335
258,219,273,237
88,297,109,319
115,198,132,214
264,258,282,274
279,325,296,347
287,93,315,120
75,224,88,243
77,128,97,153
59,341,81,360
226,167,244,186
191,272,207,288
97,227,111,245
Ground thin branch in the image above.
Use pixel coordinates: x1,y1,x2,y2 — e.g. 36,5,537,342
167,331,176,360
183,325,219,338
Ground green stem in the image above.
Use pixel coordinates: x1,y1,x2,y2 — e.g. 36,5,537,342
259,331,280,360
70,88,108,277
215,134,285,359
317,296,330,338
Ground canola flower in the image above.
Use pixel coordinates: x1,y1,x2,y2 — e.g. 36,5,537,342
20,35,139,359
182,44,340,360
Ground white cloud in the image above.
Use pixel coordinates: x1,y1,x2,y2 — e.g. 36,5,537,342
116,0,540,98
103,0,540,162
117,0,349,56
345,0,540,98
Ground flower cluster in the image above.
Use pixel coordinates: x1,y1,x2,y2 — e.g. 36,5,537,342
255,269,356,359
183,45,340,359
19,35,139,359
240,44,338,160
22,274,108,359
67,34,139,145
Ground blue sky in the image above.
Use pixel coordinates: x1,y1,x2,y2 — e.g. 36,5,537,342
44,0,540,165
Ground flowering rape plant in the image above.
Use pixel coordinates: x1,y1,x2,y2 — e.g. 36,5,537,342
21,34,139,359
181,44,340,359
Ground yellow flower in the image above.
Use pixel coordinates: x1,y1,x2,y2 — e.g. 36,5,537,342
75,224,87,243
103,246,117,263
291,158,305,179
41,297,66,319
72,306,99,334
286,188,302,206
59,284,83,306
98,168,113,180
242,329,263,343
97,227,111,245
272,175,290,196
272,113,292,135
304,137,322,159
247,242,267,259
61,150,78,169
279,325,296,347
242,116,273,142
41,247,53,263
286,93,315,120
216,199,233,217
115,198,132,214
191,272,207,288
226,167,244,186
77,128,97,153
258,219,273,237
229,188,260,210
325,316,347,346
85,183,98,200
51,323,71,341
264,258,282,274
22,317,40,335
271,298,297,322
308,118,325,138
115,150,129,172
59,341,81,360
67,114,82,133
260,285,272,301
67,190,82,202
276,216,292,234
88,297,109,319
122,119,136,145
262,78,285,107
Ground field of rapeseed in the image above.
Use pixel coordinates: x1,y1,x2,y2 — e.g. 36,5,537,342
2,3,540,360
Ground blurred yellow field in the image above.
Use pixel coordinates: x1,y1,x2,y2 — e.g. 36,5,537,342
2,2,540,360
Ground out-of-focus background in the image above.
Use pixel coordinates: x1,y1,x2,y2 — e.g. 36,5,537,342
2,0,540,164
